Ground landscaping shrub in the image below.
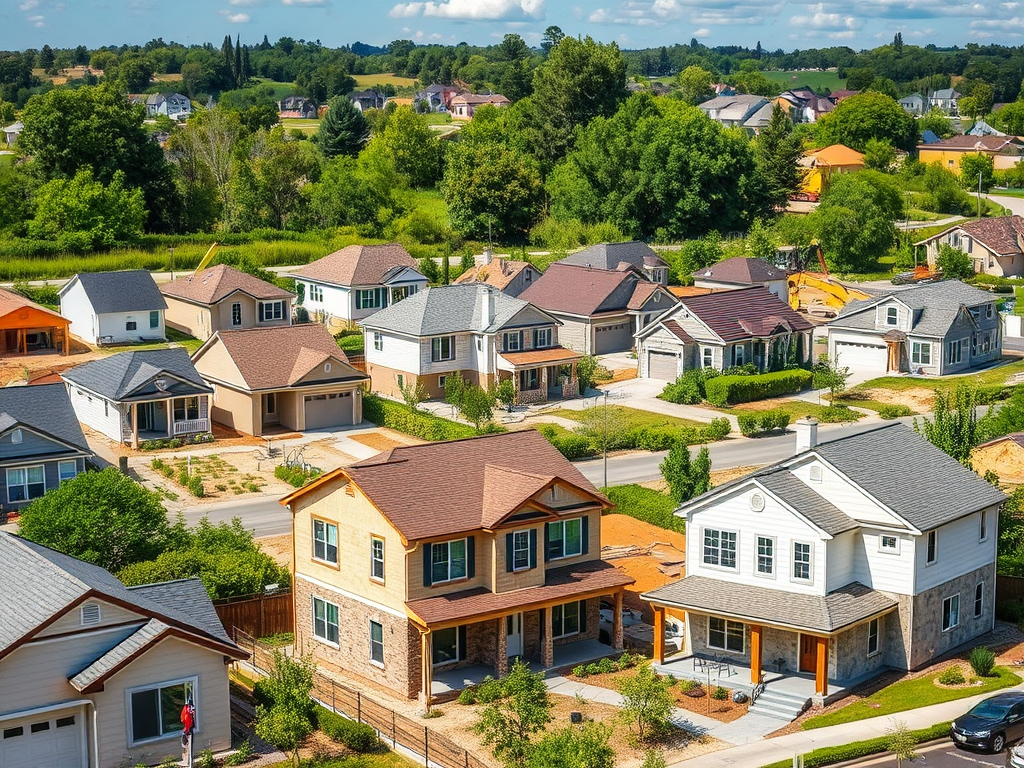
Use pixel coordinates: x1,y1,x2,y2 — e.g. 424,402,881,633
458,688,478,705
598,657,616,674
188,474,205,498
224,739,253,766
759,722,951,768
547,431,595,460
704,369,813,406
818,405,860,423
712,686,729,701
737,409,791,437
878,404,913,419
572,664,588,678
177,468,190,486
603,485,683,532
274,464,323,488
586,662,601,676
363,392,486,441
970,647,996,677
317,708,379,752
660,368,721,405
475,677,505,704
252,679,274,708
678,679,697,693
938,666,966,685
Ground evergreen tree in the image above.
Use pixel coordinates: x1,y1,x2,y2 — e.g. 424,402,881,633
893,32,904,54
260,34,271,51
755,41,763,60
222,35,233,76
755,103,805,209
314,96,369,157
234,34,242,88
242,46,251,82
660,441,712,504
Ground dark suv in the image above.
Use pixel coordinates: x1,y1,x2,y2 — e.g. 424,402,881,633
952,692,1024,753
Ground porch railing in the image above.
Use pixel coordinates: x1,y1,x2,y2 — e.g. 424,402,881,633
173,418,210,435
751,672,766,703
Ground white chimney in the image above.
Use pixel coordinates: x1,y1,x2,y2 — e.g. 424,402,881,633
480,286,495,330
794,417,819,453
482,248,493,266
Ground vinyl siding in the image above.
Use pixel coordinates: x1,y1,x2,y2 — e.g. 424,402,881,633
914,508,999,593
67,383,123,443
0,428,73,461
98,311,165,344
301,282,352,322
364,331,421,374
555,317,591,354
849,529,916,595
163,297,214,340
0,458,83,509
36,599,146,638
59,280,101,345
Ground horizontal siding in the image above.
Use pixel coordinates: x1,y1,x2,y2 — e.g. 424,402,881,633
364,332,421,373
915,508,999,593
37,600,146,638
98,311,165,344
0,429,70,461
60,282,98,345
790,459,905,528
300,282,351,321
67,385,122,443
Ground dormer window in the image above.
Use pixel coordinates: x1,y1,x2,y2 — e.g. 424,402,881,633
886,307,898,326
81,602,101,626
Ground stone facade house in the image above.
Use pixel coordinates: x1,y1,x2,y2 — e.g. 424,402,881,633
915,216,1024,278
645,421,1004,718
282,430,634,703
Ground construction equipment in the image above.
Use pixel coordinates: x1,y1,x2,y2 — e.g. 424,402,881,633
191,242,219,276
891,265,940,285
788,272,872,317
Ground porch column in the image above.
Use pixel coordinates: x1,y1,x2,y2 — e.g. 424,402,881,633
130,402,139,449
652,606,665,665
420,630,433,710
612,592,624,651
750,624,762,685
815,636,829,697
496,617,509,678
167,400,174,438
541,608,554,668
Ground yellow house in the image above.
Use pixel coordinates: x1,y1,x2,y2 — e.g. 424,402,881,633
917,135,1024,174
799,144,865,196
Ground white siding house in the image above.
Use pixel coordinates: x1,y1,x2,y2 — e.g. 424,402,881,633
59,270,167,346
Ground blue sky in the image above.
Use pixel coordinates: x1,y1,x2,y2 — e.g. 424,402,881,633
0,0,1016,53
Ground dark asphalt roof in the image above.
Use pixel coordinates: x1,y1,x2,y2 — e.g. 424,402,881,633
0,383,90,454
62,348,211,401
66,270,167,314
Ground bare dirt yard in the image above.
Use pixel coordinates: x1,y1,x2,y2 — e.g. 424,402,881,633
856,386,937,411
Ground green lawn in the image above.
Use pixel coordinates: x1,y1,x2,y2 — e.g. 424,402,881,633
266,752,417,767
602,484,682,532
802,666,1020,730
548,405,706,432
281,118,320,135
422,112,452,125
717,399,863,423
351,72,419,91
853,358,1024,393
254,79,301,100
762,70,847,92
102,327,202,355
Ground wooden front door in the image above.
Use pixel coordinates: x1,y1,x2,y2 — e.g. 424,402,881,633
799,634,817,673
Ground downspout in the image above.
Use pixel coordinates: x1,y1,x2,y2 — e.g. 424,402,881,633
90,701,99,768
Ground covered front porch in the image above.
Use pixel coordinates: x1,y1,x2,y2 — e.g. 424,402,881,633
123,394,211,447
497,347,583,405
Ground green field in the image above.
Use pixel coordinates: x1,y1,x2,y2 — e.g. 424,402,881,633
280,118,320,135
351,72,419,91
762,69,847,92
254,80,301,100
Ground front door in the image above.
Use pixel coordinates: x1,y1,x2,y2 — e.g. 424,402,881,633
799,634,817,673
138,402,156,432
506,613,523,658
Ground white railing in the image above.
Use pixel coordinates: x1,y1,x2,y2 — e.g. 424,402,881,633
173,418,210,435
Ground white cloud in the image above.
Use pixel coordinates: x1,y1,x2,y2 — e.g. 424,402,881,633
18,0,39,10
229,0,265,6
693,27,709,35
389,0,544,20
28,14,45,25
789,6,861,32
218,9,251,21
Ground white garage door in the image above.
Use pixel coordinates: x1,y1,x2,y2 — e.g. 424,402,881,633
834,342,887,373
304,391,354,430
594,322,633,354
0,711,84,768
648,351,679,381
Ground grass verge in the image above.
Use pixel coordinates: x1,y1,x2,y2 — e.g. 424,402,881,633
761,722,951,768
717,400,863,423
852,358,1024,394
802,666,1020,730
602,484,682,532
548,405,707,432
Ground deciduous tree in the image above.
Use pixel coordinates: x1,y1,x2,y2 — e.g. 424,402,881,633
660,441,711,503
474,659,552,768
810,170,902,272
915,382,981,467
254,651,316,768
961,152,996,192
935,243,972,279
618,666,673,743
675,65,714,105
29,168,146,250
816,91,917,151
361,105,440,189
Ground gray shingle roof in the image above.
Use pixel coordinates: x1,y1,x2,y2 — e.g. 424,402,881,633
559,242,669,272
62,348,212,401
359,284,541,336
643,575,897,633
757,472,858,536
831,280,994,338
69,618,169,691
0,534,237,656
0,383,90,454
65,270,167,314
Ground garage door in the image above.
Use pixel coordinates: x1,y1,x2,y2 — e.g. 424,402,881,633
833,342,887,373
648,351,679,381
594,322,633,354
0,711,84,768
304,391,354,430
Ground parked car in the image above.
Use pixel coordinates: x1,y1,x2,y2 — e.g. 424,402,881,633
952,692,1024,753
1009,741,1024,767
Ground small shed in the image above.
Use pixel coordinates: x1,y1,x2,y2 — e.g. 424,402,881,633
0,288,69,356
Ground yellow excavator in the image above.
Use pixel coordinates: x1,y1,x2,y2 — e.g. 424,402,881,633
786,241,872,317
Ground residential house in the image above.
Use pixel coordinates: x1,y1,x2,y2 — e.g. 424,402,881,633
287,244,427,331
921,130,943,145
192,324,369,436
928,88,961,115
350,91,386,112
691,257,789,302
644,421,1004,714
557,241,671,285
160,264,294,341
698,94,770,128
0,532,245,767
826,280,1000,376
361,284,581,405
62,348,213,448
278,96,318,119
452,252,541,297
450,93,511,120
917,135,1024,173
145,92,192,120
799,144,865,196
742,101,777,132
0,287,70,356
59,270,166,346
898,93,926,115
2,120,22,146
0,383,91,516
968,120,1006,137
282,429,634,703
414,84,462,112
915,216,1024,278
635,286,814,381
829,89,860,103
774,90,834,123
519,264,677,355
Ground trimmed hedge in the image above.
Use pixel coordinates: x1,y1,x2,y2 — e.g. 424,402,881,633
737,409,791,437
317,707,379,752
362,393,484,441
705,369,813,407
759,722,950,768
538,419,731,460
602,484,683,532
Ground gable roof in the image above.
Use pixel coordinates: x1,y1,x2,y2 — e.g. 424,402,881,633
453,259,536,291
830,279,995,337
670,286,813,342
62,348,211,401
918,135,1024,153
915,216,1024,257
756,471,858,536
0,533,238,658
359,284,547,336
203,325,366,390
62,270,167,314
160,264,293,306
559,242,669,272
0,383,90,454
692,257,787,285
0,287,67,323
284,430,609,542
519,263,648,316
288,244,419,287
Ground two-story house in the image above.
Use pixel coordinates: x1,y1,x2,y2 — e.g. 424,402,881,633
915,216,1024,278
146,92,192,120
928,88,961,115
59,270,167,346
361,284,583,404
160,264,295,341
281,429,634,703
287,244,427,331
644,421,1005,717
557,242,670,286
826,280,1001,377
0,533,245,768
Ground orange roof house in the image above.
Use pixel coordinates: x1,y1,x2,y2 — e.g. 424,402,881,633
0,288,70,356
799,144,865,195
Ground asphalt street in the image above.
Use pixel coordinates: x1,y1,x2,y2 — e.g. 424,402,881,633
853,740,1007,767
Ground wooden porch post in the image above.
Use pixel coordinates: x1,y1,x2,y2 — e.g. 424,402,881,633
421,630,433,710
612,591,624,651
496,617,509,677
541,608,554,668
750,624,762,685
131,402,139,449
652,606,665,665
167,399,174,438
815,636,829,697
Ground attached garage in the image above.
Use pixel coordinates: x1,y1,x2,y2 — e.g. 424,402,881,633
647,351,680,381
304,391,354,430
0,710,84,768
594,321,633,354
833,342,887,373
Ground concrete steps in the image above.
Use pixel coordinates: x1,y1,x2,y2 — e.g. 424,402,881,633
749,687,811,722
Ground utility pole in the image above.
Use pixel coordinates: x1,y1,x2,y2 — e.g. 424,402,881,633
978,171,983,219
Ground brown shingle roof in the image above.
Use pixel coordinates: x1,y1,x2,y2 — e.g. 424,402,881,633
453,259,535,291
691,257,787,285
160,264,293,305
678,286,813,342
0,287,66,321
627,282,669,310
289,244,417,287
498,347,583,366
952,216,1024,256
668,286,717,298
339,430,609,541
210,325,365,390
662,320,695,343
519,263,646,316
406,560,634,626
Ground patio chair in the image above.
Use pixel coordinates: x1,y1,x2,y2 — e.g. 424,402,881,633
693,655,709,673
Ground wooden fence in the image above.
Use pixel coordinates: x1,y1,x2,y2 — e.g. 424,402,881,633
998,575,1024,602
235,630,490,768
214,591,293,639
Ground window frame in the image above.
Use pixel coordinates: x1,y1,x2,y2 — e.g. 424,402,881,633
312,596,340,646
312,518,339,566
126,677,196,747
149,310,160,329
373,332,383,351
867,618,880,657
126,320,138,331
432,626,459,666
369,619,385,666
512,529,531,572
702,527,738,570
886,306,898,326
708,616,744,654
911,341,931,366
942,594,960,632
975,582,984,618
532,328,552,349
173,397,200,423
879,534,900,554
792,541,813,582
926,530,937,565
58,460,78,485
503,331,522,353
356,288,385,311
431,538,468,584
431,336,456,362
702,347,713,368
980,510,988,542
231,302,242,326
547,518,583,561
947,339,964,366
371,536,385,583
6,465,45,504
552,600,582,639
756,535,775,577
259,300,285,322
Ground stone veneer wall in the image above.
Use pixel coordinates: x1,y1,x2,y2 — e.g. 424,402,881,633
833,617,890,682
909,562,995,669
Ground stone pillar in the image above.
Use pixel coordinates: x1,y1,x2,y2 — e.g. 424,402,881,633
496,617,509,677
612,591,624,651
420,631,433,710
652,606,665,665
541,607,554,668
750,624,762,685
815,635,829,697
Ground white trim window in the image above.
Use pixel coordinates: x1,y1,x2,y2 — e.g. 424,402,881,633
733,345,745,366
756,536,774,576
708,617,744,653
512,530,531,571
867,618,880,656
547,518,583,560
911,342,931,366
371,536,385,582
532,328,552,348
552,601,582,638
308,284,324,302
703,528,737,569
702,347,713,368
7,465,44,503
58,460,78,484
356,288,386,310
431,539,468,583
231,302,242,326
128,678,195,745
927,530,937,564
879,534,899,554
792,542,812,582
312,519,338,565
946,339,964,366
502,331,522,352
942,594,960,632
313,596,340,645
373,332,383,351
980,510,988,542
886,307,898,326
369,620,384,665
258,300,286,322
431,336,456,362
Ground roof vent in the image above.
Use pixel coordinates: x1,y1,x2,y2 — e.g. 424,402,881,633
81,602,101,626
155,378,168,391
749,493,765,512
